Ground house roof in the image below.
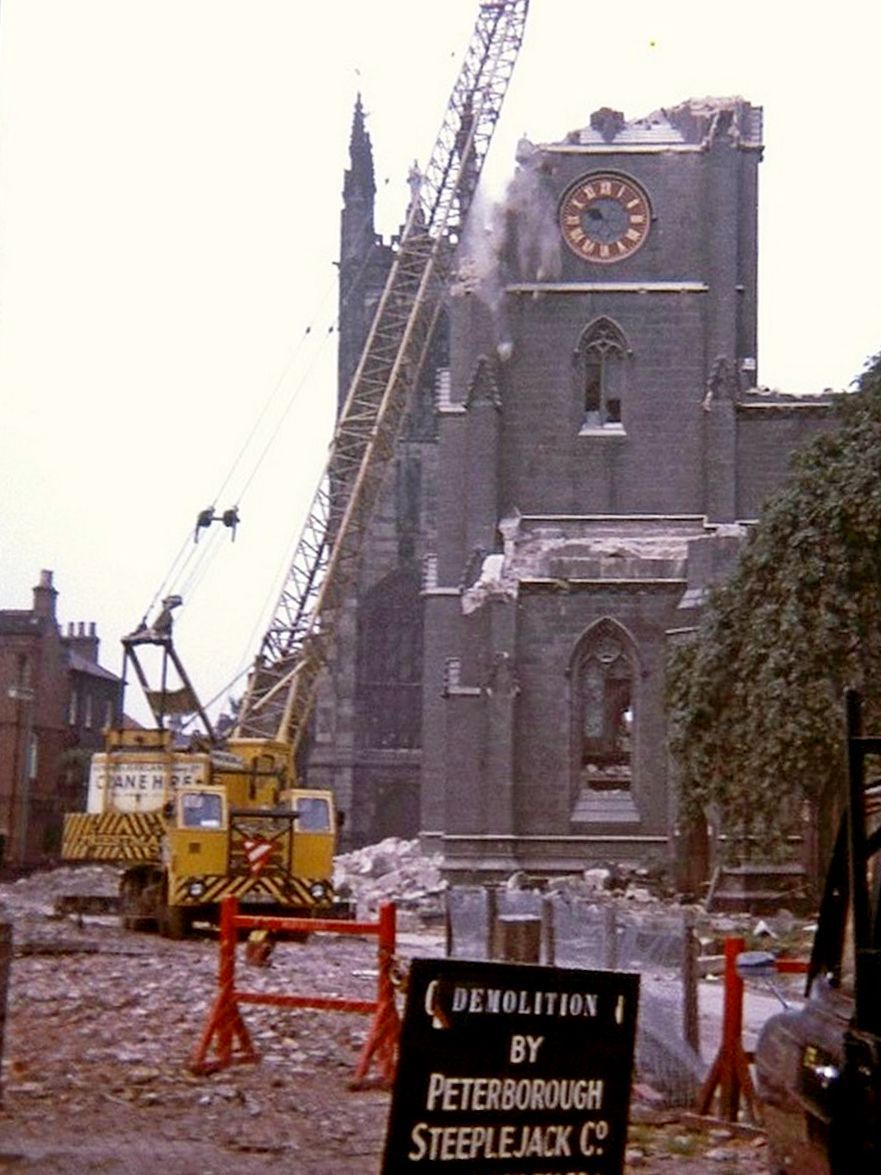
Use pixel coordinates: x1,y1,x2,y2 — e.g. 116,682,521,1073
0,611,45,636
68,650,120,683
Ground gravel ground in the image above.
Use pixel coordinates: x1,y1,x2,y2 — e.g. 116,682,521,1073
0,866,771,1173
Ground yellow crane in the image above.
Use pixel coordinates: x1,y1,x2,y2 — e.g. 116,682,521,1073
62,1,530,936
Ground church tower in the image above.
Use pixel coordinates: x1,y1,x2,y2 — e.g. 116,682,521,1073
306,98,444,846
420,99,833,879
484,98,764,522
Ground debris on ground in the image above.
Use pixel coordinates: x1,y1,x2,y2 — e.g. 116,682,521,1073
0,851,788,1171
334,837,446,923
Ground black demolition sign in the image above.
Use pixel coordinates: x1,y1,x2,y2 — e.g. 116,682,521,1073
382,958,640,1174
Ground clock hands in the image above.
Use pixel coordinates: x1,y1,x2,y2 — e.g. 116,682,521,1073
583,199,626,243
561,174,650,262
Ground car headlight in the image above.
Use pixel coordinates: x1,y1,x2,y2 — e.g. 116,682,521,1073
309,881,329,901
187,880,206,898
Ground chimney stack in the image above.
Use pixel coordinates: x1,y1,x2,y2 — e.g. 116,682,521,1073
66,619,100,664
32,569,58,620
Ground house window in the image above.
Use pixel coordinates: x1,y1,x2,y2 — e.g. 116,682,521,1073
68,690,78,726
573,621,635,791
576,318,628,429
84,693,93,730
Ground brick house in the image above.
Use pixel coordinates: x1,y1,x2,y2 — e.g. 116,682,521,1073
0,571,122,868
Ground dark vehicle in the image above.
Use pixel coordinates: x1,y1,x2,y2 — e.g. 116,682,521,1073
754,691,881,1174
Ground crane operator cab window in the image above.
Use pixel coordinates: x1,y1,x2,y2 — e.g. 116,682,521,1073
295,796,332,832
180,791,223,829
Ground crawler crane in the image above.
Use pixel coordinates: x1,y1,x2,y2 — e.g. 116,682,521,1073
61,1,529,935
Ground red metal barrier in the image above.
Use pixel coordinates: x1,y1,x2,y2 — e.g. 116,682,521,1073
696,936,809,1122
190,897,400,1089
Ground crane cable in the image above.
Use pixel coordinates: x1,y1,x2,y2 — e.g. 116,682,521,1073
170,265,349,727
139,160,390,633
135,309,329,630
139,12,502,720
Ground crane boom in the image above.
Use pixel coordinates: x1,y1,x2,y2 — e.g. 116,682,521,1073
233,0,529,750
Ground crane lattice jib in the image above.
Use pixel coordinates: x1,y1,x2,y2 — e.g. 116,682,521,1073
234,1,529,747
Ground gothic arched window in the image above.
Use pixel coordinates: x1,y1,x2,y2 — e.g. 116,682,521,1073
356,570,423,749
572,620,636,791
575,318,628,429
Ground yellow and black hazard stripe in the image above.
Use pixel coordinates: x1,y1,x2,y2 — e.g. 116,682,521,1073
61,811,163,862
170,872,333,908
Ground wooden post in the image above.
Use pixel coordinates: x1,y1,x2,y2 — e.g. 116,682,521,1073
486,885,498,960
216,894,237,1066
0,918,11,1105
695,935,757,1122
604,905,619,970
494,915,541,963
189,896,256,1075
720,936,744,1119
542,895,555,966
682,908,700,1055
352,902,400,1089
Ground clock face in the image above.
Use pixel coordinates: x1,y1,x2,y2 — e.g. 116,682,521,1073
559,173,651,264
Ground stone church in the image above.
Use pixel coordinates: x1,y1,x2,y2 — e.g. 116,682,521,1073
309,96,833,880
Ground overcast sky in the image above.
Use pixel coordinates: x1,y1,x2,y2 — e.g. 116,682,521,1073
1,1,879,725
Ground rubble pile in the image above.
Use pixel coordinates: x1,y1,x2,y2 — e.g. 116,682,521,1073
0,863,118,910
471,859,679,913
535,861,674,903
334,837,446,923
334,839,678,920
0,864,120,942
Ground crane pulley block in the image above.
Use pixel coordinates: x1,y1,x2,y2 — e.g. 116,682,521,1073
195,505,240,543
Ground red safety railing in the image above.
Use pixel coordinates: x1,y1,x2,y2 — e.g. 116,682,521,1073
190,897,400,1089
696,935,808,1122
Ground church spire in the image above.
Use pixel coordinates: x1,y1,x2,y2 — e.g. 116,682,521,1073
343,93,375,207
341,93,376,266
338,93,384,415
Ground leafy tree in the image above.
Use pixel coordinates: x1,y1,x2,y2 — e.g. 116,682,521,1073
668,350,881,866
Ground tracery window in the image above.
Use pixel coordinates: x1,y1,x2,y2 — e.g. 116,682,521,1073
573,621,635,790
356,570,423,749
576,318,628,429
